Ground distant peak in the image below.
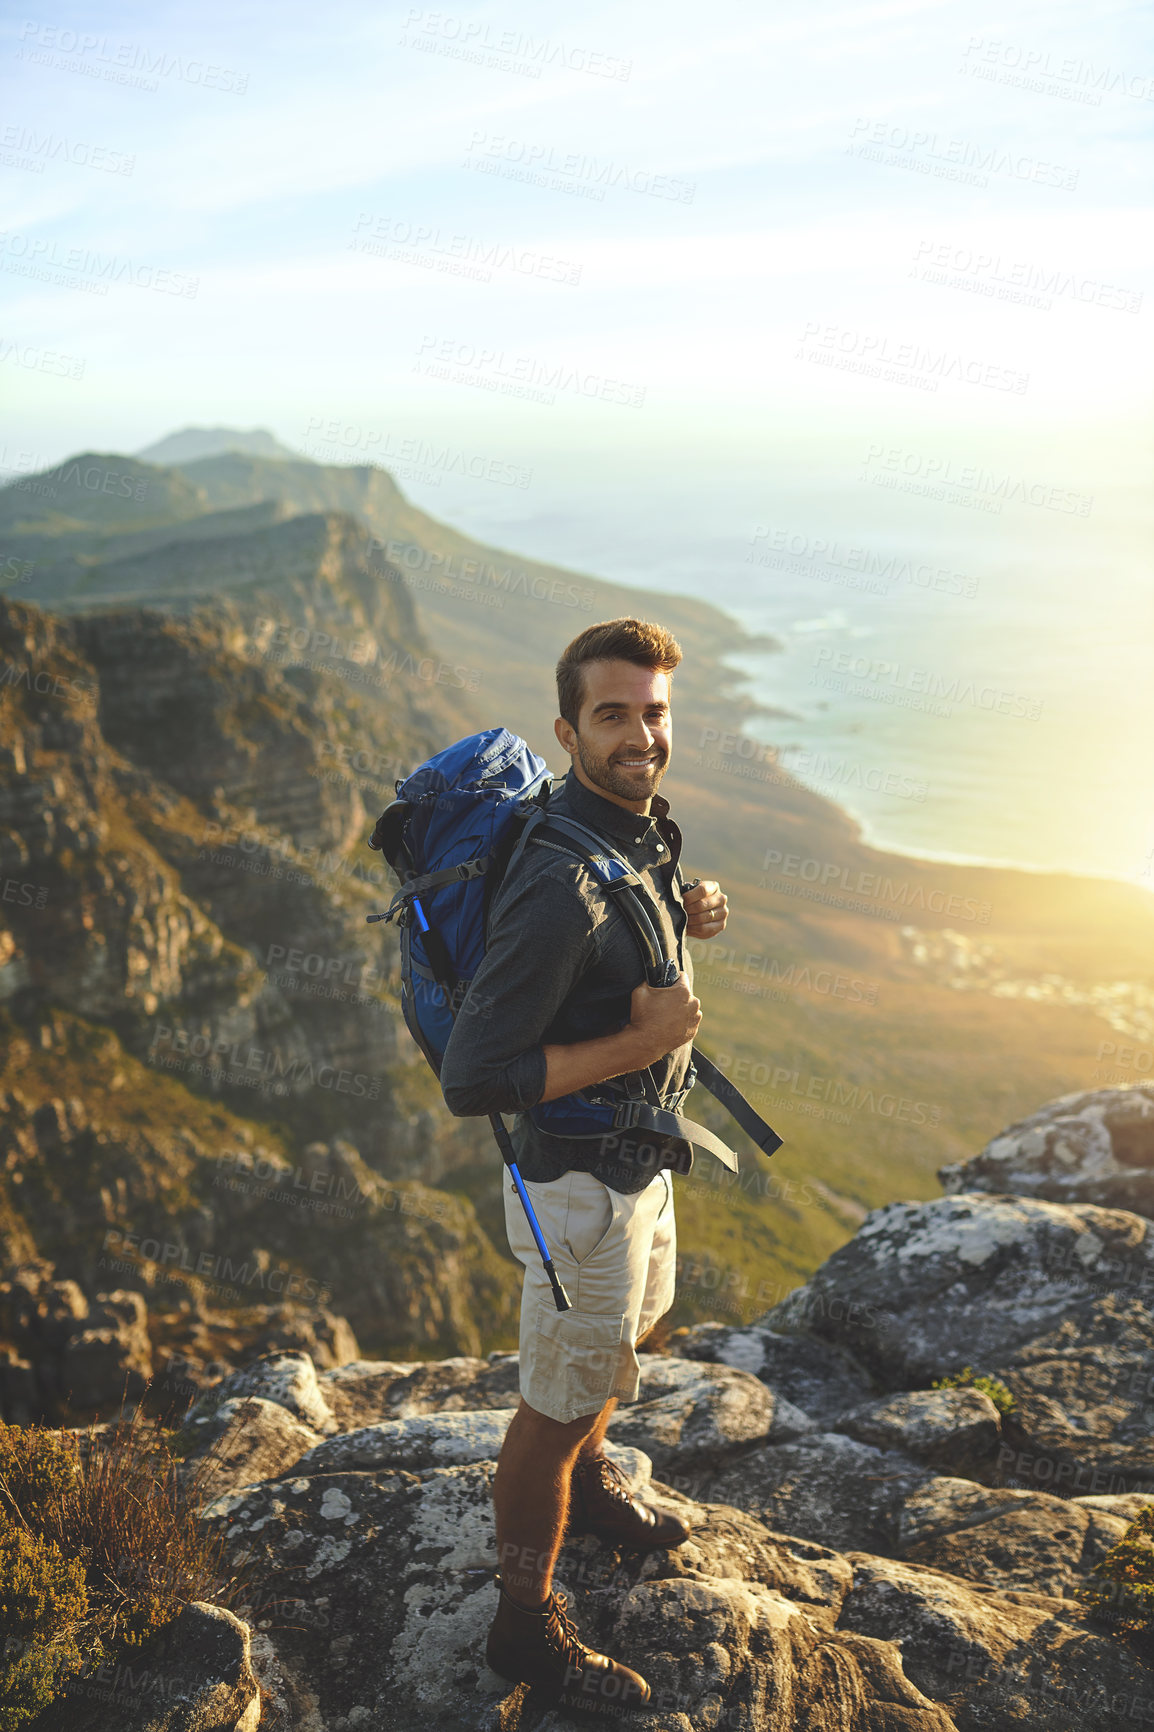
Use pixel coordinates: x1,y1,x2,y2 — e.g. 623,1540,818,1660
136,427,306,465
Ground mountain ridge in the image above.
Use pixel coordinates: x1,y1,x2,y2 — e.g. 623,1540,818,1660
135,426,303,465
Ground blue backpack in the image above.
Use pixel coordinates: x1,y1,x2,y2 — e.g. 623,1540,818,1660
367,727,782,1182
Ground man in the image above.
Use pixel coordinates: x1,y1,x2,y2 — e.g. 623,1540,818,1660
440,617,729,1715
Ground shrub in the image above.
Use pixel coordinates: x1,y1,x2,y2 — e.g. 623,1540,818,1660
0,1408,243,1721
44,1410,238,1647
0,1425,80,1527
0,1527,86,1731
931,1365,1016,1416
1078,1504,1154,1630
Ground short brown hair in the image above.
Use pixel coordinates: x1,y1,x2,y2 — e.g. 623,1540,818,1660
556,618,682,728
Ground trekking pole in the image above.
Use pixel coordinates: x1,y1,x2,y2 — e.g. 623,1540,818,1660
368,891,571,1313
486,1111,571,1314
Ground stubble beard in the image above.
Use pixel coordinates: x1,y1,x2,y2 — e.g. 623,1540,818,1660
574,734,669,804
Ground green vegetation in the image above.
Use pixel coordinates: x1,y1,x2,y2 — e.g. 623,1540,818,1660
1078,1505,1154,1630
0,1528,86,1730
0,1410,238,1725
931,1366,1016,1416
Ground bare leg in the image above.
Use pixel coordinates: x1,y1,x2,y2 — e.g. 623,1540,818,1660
575,1396,617,1464
493,1396,612,1605
572,1316,655,1463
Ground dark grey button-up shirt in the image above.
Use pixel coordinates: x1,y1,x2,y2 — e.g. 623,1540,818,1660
439,767,693,1192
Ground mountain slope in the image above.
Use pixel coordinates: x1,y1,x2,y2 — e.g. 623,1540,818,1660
2,443,1152,1361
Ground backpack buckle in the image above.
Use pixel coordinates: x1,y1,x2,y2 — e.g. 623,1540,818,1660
612,1101,644,1130
454,857,488,883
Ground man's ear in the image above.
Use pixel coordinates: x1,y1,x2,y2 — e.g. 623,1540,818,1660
554,716,577,757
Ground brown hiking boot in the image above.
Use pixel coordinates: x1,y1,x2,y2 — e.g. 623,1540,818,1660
485,1574,651,1715
569,1453,691,1550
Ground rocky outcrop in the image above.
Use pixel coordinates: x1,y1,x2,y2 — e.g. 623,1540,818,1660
0,1256,367,1424
0,527,535,1390
201,1434,962,1731
0,1264,153,1418
939,1082,1154,1216
24,1084,1154,1730
61,1287,153,1409
761,1188,1154,1495
0,1057,519,1416
166,1341,1154,1731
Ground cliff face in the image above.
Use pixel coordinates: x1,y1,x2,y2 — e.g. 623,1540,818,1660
2,448,654,1411
0,511,485,1163
0,514,518,1403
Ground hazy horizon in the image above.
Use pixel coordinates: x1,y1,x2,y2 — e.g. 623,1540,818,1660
3,0,1152,884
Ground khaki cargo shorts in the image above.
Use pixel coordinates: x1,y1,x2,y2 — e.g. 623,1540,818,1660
503,1166,676,1424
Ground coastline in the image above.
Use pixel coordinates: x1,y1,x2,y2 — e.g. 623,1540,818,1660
776,778,1154,895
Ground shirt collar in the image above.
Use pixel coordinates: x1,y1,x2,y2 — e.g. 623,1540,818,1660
559,766,671,844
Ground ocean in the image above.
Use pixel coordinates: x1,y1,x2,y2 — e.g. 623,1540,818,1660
407,450,1154,890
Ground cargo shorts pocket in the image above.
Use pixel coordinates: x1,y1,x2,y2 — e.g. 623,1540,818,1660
561,1172,618,1266
531,1302,628,1422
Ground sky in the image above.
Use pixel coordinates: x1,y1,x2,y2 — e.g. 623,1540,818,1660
2,0,1151,467
2,0,1153,881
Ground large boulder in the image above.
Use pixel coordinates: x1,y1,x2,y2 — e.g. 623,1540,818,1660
672,1320,874,1429
32,1602,261,1731
764,1193,1154,1491
894,1476,1130,1598
839,1389,1003,1479
702,1431,932,1554
939,1083,1154,1216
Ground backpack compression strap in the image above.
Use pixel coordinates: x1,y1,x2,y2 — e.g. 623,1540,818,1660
376,855,491,925
520,810,783,1168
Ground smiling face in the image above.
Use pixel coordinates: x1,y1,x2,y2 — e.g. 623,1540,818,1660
553,657,673,812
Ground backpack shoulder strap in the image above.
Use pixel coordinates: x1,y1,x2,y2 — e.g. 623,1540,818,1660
522,811,784,1166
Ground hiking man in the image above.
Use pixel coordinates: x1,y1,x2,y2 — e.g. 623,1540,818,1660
440,617,730,1713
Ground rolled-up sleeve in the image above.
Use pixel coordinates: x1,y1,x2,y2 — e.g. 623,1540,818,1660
439,868,597,1117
